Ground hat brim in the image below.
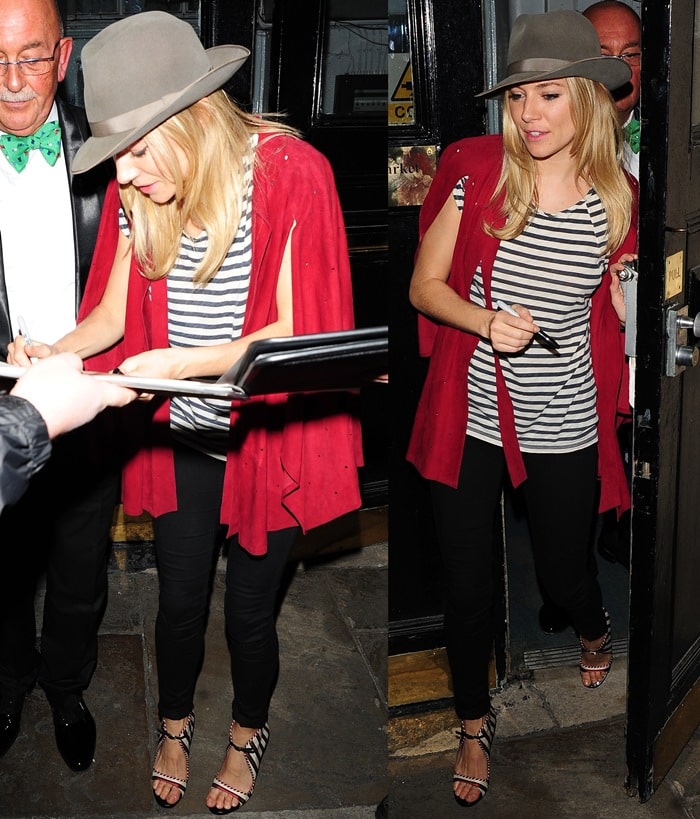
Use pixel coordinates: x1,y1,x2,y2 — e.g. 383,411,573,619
476,56,631,98
72,44,250,174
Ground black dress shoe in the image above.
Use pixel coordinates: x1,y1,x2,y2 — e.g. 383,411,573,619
51,695,96,771
0,693,24,758
538,602,569,634
375,795,389,819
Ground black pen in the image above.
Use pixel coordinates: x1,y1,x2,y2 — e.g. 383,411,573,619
495,300,559,350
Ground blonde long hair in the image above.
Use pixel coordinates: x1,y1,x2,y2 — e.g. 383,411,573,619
485,77,631,256
119,90,298,284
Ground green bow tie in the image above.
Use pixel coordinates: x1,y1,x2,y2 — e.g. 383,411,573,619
0,120,62,173
623,117,640,154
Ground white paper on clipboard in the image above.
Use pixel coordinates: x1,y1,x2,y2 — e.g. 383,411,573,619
0,362,248,400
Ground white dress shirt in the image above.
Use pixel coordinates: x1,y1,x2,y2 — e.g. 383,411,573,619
0,103,76,346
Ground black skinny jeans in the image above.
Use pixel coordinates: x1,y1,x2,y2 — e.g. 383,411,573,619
430,436,606,721
153,443,297,727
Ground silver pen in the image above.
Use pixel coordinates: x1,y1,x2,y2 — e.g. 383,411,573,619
17,315,32,346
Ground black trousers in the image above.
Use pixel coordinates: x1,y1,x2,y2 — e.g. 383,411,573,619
0,418,120,706
430,436,606,720
153,444,297,727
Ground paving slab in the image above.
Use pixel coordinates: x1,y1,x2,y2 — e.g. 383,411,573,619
0,548,387,818
389,655,700,819
390,716,699,818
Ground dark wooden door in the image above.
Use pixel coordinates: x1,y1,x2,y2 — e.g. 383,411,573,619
388,0,487,654
626,0,700,801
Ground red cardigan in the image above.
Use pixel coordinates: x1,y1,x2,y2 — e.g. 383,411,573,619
406,135,637,515
80,134,363,555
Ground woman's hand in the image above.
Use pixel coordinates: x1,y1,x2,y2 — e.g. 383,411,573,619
7,336,57,366
115,348,192,402
488,304,540,353
609,253,638,325
117,347,190,381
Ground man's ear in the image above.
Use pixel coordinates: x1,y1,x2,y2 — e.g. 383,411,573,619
56,37,74,84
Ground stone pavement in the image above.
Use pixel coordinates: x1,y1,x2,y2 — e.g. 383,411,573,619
0,540,388,819
389,657,700,817
3,518,699,819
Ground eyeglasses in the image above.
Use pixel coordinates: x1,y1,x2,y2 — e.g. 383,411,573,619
0,41,61,76
609,51,642,66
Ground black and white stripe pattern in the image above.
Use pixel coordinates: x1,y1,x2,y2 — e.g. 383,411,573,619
119,137,256,459
151,710,195,804
454,180,608,453
210,721,270,807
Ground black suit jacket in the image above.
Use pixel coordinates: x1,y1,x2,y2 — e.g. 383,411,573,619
0,97,113,357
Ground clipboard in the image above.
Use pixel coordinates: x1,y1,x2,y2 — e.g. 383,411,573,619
0,326,388,400
224,326,387,396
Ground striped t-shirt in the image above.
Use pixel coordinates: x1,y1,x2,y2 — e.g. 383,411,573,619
454,180,608,454
119,135,257,458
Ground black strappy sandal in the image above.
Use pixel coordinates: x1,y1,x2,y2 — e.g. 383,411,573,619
208,721,270,815
151,711,195,809
580,608,613,689
453,705,497,808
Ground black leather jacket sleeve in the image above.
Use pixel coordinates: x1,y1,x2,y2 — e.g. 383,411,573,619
0,396,51,510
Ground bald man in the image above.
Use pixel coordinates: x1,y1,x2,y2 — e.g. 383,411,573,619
537,2,641,636
584,1,641,178
0,0,115,772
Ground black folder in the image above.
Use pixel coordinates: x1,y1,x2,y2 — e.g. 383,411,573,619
0,326,388,400
223,326,388,397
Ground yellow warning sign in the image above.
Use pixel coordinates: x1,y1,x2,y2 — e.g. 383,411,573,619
392,61,413,101
389,53,414,125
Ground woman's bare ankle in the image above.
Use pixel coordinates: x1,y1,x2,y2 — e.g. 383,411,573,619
231,721,258,745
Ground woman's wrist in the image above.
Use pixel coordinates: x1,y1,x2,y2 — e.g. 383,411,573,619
480,308,497,340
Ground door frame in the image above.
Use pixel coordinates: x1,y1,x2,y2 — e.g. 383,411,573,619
626,0,700,800
388,0,489,659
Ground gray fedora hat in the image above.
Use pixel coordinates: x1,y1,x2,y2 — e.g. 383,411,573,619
72,11,250,174
477,9,631,98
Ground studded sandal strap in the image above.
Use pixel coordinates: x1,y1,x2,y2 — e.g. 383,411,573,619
158,726,185,742
580,634,613,667
152,769,188,789
210,722,270,807
457,730,480,742
456,707,497,756
211,775,250,803
229,723,270,782
152,712,196,803
453,772,489,789
155,712,195,763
